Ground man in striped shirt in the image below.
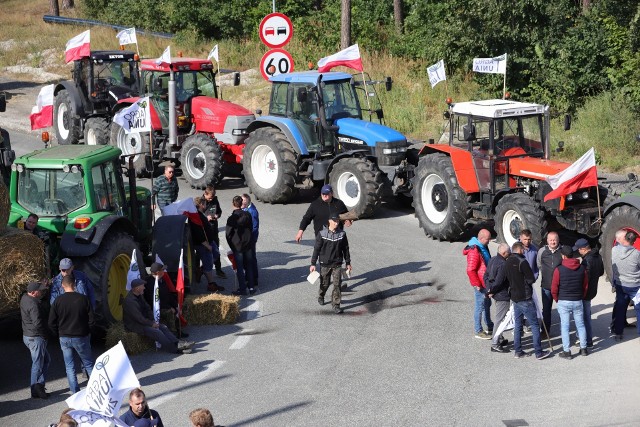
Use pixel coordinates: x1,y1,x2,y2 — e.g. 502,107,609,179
152,165,179,214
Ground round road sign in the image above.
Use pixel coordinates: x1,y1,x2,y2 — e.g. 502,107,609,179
259,12,293,49
260,49,295,81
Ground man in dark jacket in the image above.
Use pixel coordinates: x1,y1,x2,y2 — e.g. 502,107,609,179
202,186,226,278
295,184,351,243
573,238,604,348
120,388,165,427
485,243,511,352
505,242,550,360
536,231,563,335
194,197,224,293
48,275,94,394
20,281,51,399
226,195,255,296
551,245,589,359
311,214,351,314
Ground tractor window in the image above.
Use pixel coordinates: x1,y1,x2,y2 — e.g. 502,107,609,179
93,60,138,93
195,70,218,98
322,80,360,121
17,168,86,216
290,83,316,120
91,163,124,215
494,117,543,156
353,73,383,123
176,71,201,102
269,82,288,116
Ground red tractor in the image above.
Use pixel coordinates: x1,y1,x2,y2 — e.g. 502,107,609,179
110,56,255,188
411,99,610,246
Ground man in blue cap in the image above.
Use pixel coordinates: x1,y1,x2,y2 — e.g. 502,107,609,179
295,184,351,243
573,238,604,348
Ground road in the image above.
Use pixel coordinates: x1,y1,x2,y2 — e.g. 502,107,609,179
0,131,639,426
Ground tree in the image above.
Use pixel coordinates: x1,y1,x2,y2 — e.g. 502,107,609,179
49,0,59,16
341,0,351,49
62,0,74,9
394,0,403,34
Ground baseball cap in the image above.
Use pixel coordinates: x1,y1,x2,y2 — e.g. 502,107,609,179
133,419,159,427
321,184,333,195
572,238,590,251
26,282,46,293
131,278,146,289
59,258,73,270
329,213,340,221
560,245,573,257
149,262,164,274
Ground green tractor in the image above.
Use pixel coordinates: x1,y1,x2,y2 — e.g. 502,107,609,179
7,145,190,329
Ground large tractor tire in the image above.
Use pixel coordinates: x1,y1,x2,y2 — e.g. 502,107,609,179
181,134,223,189
0,127,13,187
110,122,149,176
54,90,81,145
84,117,110,146
411,153,469,241
153,215,197,290
494,192,547,247
243,127,298,203
329,157,385,218
599,204,640,282
73,231,141,329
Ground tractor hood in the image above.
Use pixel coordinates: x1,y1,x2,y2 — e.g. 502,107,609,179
508,156,571,180
333,117,407,146
191,96,254,135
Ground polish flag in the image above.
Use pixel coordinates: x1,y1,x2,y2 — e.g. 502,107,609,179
29,84,54,130
176,249,187,326
543,147,598,202
317,44,363,73
65,30,90,63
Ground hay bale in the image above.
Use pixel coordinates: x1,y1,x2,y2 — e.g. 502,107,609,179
0,180,8,233
105,322,154,355
0,227,46,317
184,293,240,325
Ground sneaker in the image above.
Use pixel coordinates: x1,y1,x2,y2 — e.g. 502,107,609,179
340,284,348,291
586,342,594,348
536,351,551,360
513,351,527,359
500,338,509,347
216,270,227,279
207,283,220,293
215,284,225,292
491,345,509,353
558,350,572,360
248,287,256,295
487,329,494,335
474,331,492,340
178,340,195,350
580,348,589,356
333,305,343,314
614,334,624,342
318,296,324,306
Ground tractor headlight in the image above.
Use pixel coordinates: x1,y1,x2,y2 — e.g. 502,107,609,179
566,194,573,201
232,129,248,136
581,191,590,199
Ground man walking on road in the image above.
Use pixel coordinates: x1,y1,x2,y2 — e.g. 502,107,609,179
48,275,94,394
486,243,511,352
152,165,179,214
505,242,551,360
537,231,563,335
464,228,493,339
295,184,350,242
611,230,640,341
574,238,604,348
20,281,51,399
242,193,260,288
226,196,256,296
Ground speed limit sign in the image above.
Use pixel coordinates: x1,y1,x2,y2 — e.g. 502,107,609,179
260,48,295,81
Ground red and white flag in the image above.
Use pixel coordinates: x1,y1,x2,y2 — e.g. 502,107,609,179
29,84,54,130
317,44,363,73
65,30,90,63
543,147,598,202
176,249,186,326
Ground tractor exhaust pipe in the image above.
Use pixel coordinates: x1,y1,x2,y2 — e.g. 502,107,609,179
543,105,551,160
168,68,177,146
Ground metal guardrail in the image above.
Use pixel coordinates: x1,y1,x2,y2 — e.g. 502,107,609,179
43,15,174,39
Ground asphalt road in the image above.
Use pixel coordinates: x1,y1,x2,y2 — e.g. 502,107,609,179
0,131,639,426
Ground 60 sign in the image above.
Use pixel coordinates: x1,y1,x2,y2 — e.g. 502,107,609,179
260,49,295,81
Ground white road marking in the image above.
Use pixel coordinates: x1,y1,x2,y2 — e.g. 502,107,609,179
244,300,262,320
229,335,252,350
187,360,226,382
149,391,180,407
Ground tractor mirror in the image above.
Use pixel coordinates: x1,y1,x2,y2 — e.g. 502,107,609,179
556,140,565,153
564,114,571,131
0,93,5,112
233,72,240,86
443,111,450,119
463,124,476,141
297,87,308,103
375,109,384,120
385,77,393,91
145,155,154,173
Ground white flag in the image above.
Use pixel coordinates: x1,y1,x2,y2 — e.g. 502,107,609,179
66,341,140,417
427,59,446,88
153,276,161,349
493,303,515,338
68,410,130,427
532,288,543,320
125,249,139,291
472,53,507,74
208,44,219,63
116,27,137,46
156,46,171,65
112,97,151,134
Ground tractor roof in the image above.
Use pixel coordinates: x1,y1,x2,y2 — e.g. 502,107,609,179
140,58,214,72
270,71,353,84
450,99,546,119
15,145,122,169
89,51,137,61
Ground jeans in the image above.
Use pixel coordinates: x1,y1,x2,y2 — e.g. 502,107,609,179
513,299,543,356
491,300,510,345
233,250,256,293
243,239,259,286
613,285,640,335
557,300,587,352
195,244,214,273
23,336,50,386
142,324,179,353
59,335,94,393
541,287,553,334
474,287,493,333
582,300,593,346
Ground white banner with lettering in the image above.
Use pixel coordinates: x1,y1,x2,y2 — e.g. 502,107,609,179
113,97,151,134
472,53,507,74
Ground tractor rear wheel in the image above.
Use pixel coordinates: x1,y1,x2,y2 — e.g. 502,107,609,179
110,122,149,176
412,153,469,241
599,204,640,281
54,90,81,145
494,192,547,247
329,157,384,218
84,117,110,146
243,127,298,203
181,134,223,189
73,231,141,329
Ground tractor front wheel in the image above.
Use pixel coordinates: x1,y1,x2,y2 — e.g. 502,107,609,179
599,204,640,282
412,153,469,241
329,157,384,218
110,122,149,176
54,90,81,145
84,117,110,146
494,192,547,247
243,127,298,203
181,134,223,189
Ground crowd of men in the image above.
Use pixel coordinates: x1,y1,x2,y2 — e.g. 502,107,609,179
465,226,638,360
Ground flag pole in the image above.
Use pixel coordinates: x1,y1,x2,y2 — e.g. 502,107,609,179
502,55,507,99
217,59,222,100
540,320,553,351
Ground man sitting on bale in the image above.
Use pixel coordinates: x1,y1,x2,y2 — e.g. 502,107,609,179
123,278,194,354
144,262,188,338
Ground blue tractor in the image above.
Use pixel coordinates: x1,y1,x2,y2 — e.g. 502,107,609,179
242,71,409,218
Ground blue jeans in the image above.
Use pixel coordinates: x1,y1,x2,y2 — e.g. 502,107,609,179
613,285,640,335
513,299,543,356
195,244,214,273
23,336,50,386
474,287,493,333
243,239,259,285
557,300,586,352
233,250,256,294
142,324,178,353
60,335,94,393
541,287,553,334
582,300,593,346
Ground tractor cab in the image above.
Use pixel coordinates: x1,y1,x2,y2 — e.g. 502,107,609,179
352,72,392,124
